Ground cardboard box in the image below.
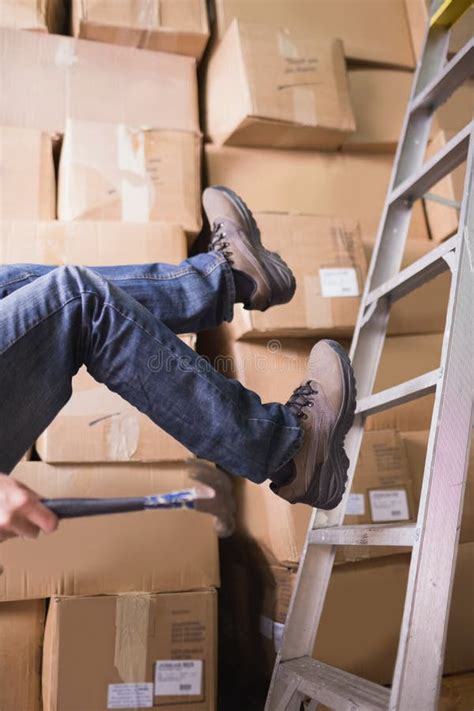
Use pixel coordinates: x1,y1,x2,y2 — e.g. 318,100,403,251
72,0,209,60
0,0,65,32
404,0,427,63
340,429,416,562
228,214,367,339
262,542,474,685
433,82,473,135
363,238,450,336
367,333,444,432
0,462,219,601
344,69,412,152
43,590,217,711
205,144,429,243
0,28,199,134
206,20,355,150
0,599,45,711
424,130,466,243
37,343,195,463
58,120,202,236
439,672,474,711
449,5,473,56
0,220,188,266
0,125,56,220
199,330,318,406
234,429,415,566
211,0,415,68
401,430,474,545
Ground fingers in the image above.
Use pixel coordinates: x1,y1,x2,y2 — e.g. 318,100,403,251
0,530,17,543
23,500,59,535
0,474,59,543
7,514,40,539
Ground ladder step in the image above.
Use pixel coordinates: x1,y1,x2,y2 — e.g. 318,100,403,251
277,657,389,710
309,523,417,547
390,122,471,205
410,38,474,115
364,233,458,311
356,369,440,417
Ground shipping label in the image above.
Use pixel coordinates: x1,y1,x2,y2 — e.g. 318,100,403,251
154,659,202,696
369,488,410,522
319,267,359,297
346,492,366,516
107,683,153,709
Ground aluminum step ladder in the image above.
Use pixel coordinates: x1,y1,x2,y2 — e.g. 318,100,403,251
265,0,474,708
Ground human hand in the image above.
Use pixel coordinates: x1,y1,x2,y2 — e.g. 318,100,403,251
0,473,59,543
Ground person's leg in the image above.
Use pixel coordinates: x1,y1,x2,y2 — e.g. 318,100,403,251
0,265,302,477
0,185,297,334
0,252,235,334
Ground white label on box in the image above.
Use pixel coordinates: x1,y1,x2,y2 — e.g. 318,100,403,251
319,268,359,297
346,493,365,516
259,614,274,640
107,683,153,709
154,660,202,696
369,489,410,522
273,622,285,653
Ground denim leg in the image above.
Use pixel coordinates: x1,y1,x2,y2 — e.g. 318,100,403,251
0,266,302,477
0,251,235,333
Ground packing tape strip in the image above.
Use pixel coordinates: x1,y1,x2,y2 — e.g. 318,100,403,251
117,124,151,223
115,594,154,683
137,0,161,48
277,29,318,126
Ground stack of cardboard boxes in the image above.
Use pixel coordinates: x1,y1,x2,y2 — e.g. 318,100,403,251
199,0,473,701
0,0,472,708
0,4,221,711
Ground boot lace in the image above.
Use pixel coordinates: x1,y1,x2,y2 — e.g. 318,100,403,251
209,222,234,265
286,381,318,420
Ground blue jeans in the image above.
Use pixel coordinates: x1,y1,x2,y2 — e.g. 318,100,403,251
0,253,302,479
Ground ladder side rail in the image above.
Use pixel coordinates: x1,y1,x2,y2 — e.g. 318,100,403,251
265,7,468,710
266,16,451,710
264,414,367,708
389,126,474,710
357,20,451,314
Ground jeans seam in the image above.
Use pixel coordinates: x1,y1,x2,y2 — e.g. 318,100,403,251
0,273,35,289
97,256,227,282
218,256,235,322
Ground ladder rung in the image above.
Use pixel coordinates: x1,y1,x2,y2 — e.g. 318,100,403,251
356,369,440,417
309,523,417,547
410,38,474,115
278,657,389,710
365,233,458,310
390,122,471,205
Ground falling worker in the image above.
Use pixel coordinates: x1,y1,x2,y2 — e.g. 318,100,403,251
0,187,356,543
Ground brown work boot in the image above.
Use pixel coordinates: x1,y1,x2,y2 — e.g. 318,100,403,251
271,340,357,510
202,185,296,311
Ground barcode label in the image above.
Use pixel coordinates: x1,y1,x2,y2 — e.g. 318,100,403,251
369,489,410,522
319,268,359,298
346,493,365,516
107,683,153,708
154,660,202,696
